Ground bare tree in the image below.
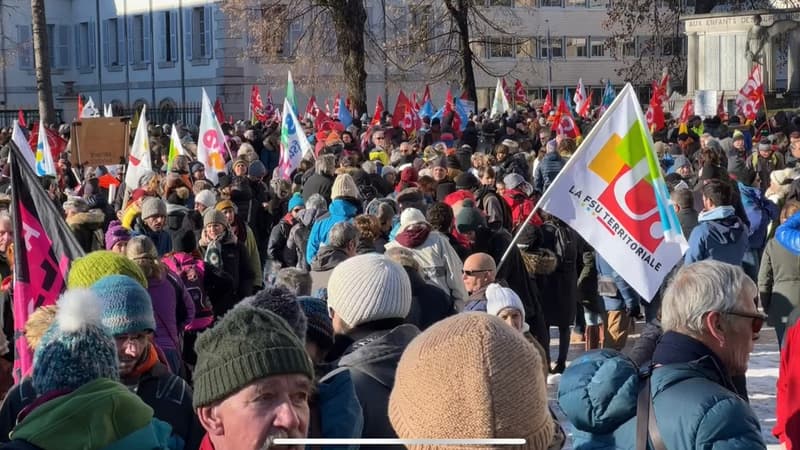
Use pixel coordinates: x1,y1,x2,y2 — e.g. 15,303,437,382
373,1,527,103
221,0,368,115
31,0,55,125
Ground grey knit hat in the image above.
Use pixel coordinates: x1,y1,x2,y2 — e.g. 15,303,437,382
327,253,412,328
193,305,314,408
140,197,166,220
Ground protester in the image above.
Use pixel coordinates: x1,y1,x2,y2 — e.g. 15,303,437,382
310,221,358,297
389,314,555,449
193,304,315,450
461,252,497,312
306,173,361,264
684,179,750,266
267,192,305,267
327,253,418,440
766,202,800,345
559,260,766,449
216,199,262,291
385,246,454,330
133,197,173,256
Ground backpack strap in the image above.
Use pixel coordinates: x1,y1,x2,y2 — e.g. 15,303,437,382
636,365,667,450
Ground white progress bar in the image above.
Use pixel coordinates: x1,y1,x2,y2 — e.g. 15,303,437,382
272,438,526,446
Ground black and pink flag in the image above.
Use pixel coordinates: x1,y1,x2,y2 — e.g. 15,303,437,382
9,141,84,381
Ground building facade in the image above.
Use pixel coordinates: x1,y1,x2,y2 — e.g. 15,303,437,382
2,0,669,125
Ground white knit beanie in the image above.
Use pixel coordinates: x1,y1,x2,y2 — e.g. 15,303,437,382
399,208,428,233
331,174,360,200
486,283,525,317
195,189,217,208
328,254,412,328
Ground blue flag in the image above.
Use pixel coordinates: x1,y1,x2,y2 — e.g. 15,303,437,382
564,87,573,113
419,100,435,120
602,80,616,107
338,96,352,128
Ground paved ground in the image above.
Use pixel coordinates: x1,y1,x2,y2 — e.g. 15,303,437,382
545,323,782,449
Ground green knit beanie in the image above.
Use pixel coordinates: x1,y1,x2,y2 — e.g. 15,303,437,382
192,305,314,408
68,251,148,289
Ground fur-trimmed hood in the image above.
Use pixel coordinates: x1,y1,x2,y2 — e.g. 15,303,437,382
65,209,105,230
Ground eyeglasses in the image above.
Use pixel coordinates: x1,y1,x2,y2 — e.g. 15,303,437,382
462,269,492,277
722,310,768,334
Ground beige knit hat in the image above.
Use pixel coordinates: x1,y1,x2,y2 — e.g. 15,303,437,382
389,313,553,450
331,173,360,200
327,253,411,328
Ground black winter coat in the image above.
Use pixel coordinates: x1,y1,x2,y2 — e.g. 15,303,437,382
268,216,298,267
202,232,255,316
303,174,335,203
404,268,455,331
166,204,198,253
536,220,578,328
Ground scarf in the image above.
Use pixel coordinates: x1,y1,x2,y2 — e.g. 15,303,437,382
395,224,431,248
128,343,160,379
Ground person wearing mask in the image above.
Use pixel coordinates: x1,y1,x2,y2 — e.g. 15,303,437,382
559,261,766,449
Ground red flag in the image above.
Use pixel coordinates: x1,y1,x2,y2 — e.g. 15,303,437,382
422,85,432,104
325,98,332,117
552,99,580,138
371,96,384,126
542,91,553,115
263,90,275,119
345,97,352,115
305,96,320,119
391,90,410,129
460,90,470,101
401,103,417,135
250,85,267,122
9,143,85,381
333,93,341,117
17,110,26,128
213,98,225,125
736,65,764,122
411,92,421,112
577,90,593,119
514,80,528,106
654,70,670,106
77,94,84,118
444,90,461,132
717,91,728,121
645,93,666,132
501,78,513,103
678,99,694,124
28,123,68,161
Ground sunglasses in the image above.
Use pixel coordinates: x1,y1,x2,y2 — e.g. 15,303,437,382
722,310,768,334
462,269,492,276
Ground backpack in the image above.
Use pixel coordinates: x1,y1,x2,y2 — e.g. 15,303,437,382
162,253,213,332
477,188,513,232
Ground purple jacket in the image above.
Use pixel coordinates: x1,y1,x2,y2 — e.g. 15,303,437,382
147,270,195,351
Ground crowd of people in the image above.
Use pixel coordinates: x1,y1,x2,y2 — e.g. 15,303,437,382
0,102,793,449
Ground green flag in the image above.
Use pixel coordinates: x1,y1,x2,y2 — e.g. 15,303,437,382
287,70,297,115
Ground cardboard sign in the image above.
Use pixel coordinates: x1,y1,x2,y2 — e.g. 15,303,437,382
70,117,131,166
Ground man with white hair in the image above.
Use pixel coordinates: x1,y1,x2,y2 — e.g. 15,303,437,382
559,260,767,449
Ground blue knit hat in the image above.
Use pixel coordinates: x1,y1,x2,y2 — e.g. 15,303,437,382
91,275,156,335
288,193,305,211
33,289,119,395
297,296,333,351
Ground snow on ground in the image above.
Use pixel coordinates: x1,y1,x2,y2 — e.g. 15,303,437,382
546,324,782,449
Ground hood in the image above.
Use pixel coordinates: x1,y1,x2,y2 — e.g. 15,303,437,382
316,369,364,441
311,246,350,272
329,198,360,218
338,324,419,389
298,207,326,227
166,203,189,215
66,209,105,230
11,378,154,450
698,206,747,244
698,205,735,222
558,350,639,435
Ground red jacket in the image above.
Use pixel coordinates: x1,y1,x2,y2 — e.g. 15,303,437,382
502,188,542,229
199,433,215,450
776,321,800,449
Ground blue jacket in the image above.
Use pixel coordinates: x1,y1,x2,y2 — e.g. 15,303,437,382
684,206,749,266
534,152,565,193
558,346,765,449
738,182,778,250
315,368,364,450
776,210,800,256
595,255,641,312
306,198,360,264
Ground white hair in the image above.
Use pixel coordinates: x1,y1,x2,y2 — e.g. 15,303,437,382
661,260,757,337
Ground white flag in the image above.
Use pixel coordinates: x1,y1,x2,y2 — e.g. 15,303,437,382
490,78,510,118
35,123,56,177
103,104,113,117
197,88,229,184
537,84,687,301
573,78,587,114
81,96,99,118
278,98,312,180
125,105,152,187
11,120,36,171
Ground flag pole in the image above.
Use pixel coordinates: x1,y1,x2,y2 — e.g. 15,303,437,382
497,202,544,272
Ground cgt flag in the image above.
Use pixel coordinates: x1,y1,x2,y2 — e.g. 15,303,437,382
538,84,687,301
9,141,85,381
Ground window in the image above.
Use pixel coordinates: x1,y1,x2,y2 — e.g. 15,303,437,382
487,0,514,5
282,19,302,56
588,0,610,6
127,14,151,64
185,6,213,60
516,38,536,59
486,37,514,58
540,0,562,5
411,6,434,54
47,24,56,67
590,37,605,57
75,22,96,69
565,37,587,57
55,25,70,68
16,25,32,70
622,39,636,57
103,18,126,66
157,11,178,63
565,0,586,6
539,36,563,58
661,36,683,56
